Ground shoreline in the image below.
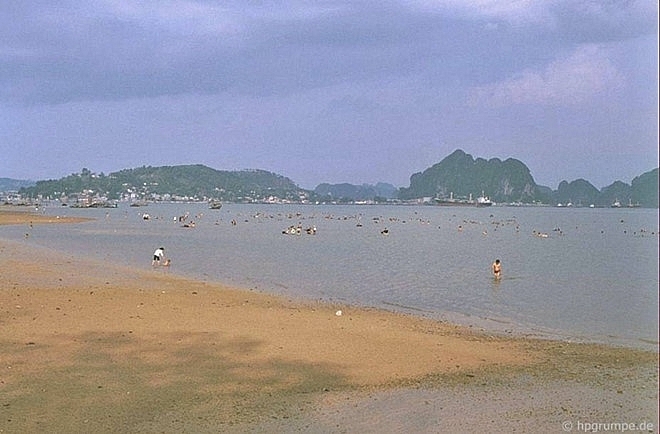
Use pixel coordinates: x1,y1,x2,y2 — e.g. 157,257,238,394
0,210,657,431
0,206,91,226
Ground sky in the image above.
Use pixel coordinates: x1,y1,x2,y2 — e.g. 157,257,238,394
1,1,657,190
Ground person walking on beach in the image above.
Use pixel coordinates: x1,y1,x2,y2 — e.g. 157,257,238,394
152,247,165,266
492,259,502,279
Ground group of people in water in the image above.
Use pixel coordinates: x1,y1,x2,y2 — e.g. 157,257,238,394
152,244,502,280
282,224,317,235
147,209,508,279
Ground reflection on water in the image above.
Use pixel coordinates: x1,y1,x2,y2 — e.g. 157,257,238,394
3,203,658,350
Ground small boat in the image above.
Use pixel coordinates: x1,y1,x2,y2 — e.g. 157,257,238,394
89,200,118,208
476,193,493,207
209,200,222,210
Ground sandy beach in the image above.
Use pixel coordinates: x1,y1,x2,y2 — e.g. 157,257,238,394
0,209,657,433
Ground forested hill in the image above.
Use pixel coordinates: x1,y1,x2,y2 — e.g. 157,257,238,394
398,150,658,207
0,178,34,191
20,165,306,202
398,150,546,203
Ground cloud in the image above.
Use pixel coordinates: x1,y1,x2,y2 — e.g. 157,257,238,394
0,0,651,109
467,44,624,107
408,0,555,25
0,0,340,104
0,1,455,105
551,0,659,42
410,0,658,35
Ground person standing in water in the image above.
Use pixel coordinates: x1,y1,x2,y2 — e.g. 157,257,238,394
492,259,502,279
152,247,165,266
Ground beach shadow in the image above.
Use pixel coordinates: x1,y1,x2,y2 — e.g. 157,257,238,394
0,331,349,432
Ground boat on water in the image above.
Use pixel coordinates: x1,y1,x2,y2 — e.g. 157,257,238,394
70,200,118,209
435,192,493,207
610,199,641,208
476,193,493,207
208,200,222,210
435,198,472,206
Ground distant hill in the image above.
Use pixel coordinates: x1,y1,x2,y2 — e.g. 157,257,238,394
397,149,657,207
0,178,34,192
398,149,546,203
599,181,633,207
554,179,601,206
631,168,659,208
553,168,658,207
314,182,397,202
11,152,659,207
20,166,307,202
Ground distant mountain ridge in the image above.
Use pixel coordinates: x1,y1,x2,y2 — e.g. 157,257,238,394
399,150,658,207
0,178,34,191
314,182,397,202
8,150,659,207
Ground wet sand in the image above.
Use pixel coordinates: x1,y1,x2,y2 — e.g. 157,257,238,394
0,207,89,226
0,209,657,432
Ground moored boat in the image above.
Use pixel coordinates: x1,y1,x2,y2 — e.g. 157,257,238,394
435,192,493,207
476,192,493,207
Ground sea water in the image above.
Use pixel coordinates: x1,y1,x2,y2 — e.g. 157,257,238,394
3,203,658,350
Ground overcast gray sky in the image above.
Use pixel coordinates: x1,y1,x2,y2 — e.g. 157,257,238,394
1,1,657,189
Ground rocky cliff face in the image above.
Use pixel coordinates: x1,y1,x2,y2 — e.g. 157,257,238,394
399,149,543,203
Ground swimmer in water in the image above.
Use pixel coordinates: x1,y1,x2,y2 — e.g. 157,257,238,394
492,259,502,279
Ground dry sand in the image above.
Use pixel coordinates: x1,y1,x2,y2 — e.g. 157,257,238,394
0,209,657,433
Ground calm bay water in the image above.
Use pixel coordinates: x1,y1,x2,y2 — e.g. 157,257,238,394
3,203,658,350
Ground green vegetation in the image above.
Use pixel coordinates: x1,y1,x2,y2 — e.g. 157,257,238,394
12,151,659,207
397,150,658,207
398,150,545,203
20,166,307,203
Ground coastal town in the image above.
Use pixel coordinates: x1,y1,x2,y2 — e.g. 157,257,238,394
0,188,313,208
1,184,652,209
